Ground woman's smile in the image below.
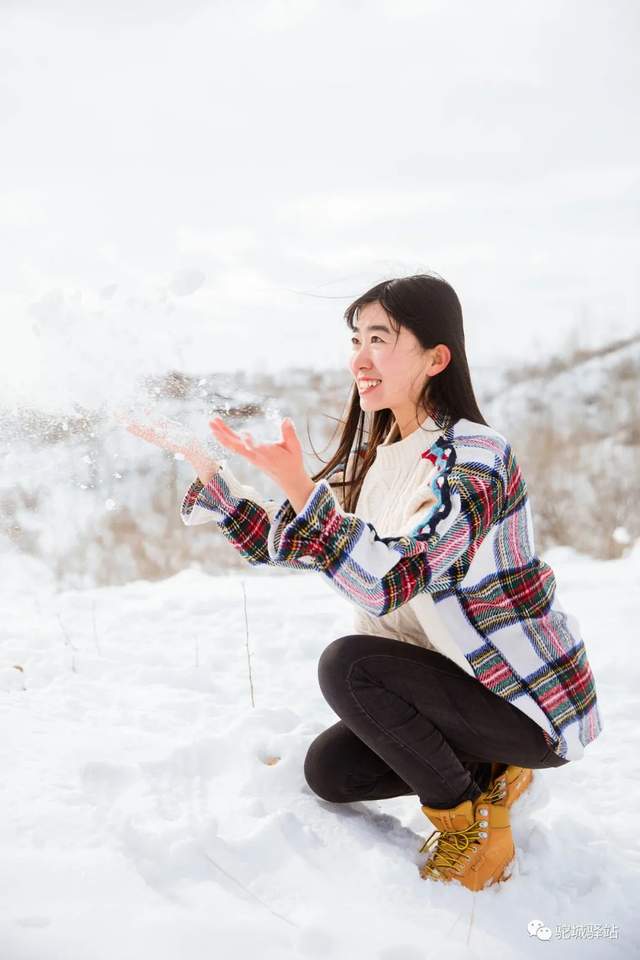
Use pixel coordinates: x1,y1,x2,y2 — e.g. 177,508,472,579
358,378,383,395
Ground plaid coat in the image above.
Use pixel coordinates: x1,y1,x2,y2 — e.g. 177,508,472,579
181,417,603,762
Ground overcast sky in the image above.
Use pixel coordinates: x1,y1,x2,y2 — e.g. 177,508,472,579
1,0,638,412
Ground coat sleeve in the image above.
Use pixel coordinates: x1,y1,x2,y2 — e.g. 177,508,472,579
266,446,507,614
180,457,349,568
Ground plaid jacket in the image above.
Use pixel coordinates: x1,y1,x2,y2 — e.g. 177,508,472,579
181,417,603,762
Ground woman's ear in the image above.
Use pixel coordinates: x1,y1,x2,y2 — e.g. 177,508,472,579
429,344,451,375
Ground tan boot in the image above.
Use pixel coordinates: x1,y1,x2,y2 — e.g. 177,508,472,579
418,780,515,891
489,763,533,809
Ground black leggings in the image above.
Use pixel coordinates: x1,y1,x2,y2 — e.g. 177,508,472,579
304,634,569,810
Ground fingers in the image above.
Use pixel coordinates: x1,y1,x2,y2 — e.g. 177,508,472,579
209,417,236,437
210,418,248,444
125,423,154,440
131,425,158,442
121,417,188,454
210,420,262,464
210,416,294,452
209,418,246,451
113,405,153,429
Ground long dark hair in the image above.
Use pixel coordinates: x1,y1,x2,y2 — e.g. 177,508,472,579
308,273,489,512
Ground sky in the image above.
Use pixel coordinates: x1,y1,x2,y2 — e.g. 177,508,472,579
0,0,638,412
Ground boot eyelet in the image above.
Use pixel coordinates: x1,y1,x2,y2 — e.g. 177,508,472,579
479,820,488,827
479,808,487,815
479,831,488,838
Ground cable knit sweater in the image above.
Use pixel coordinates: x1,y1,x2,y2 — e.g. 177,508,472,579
348,416,475,677
180,412,603,763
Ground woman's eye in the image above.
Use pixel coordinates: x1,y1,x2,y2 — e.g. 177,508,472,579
351,336,383,345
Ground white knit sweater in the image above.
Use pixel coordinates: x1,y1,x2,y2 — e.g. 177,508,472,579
349,415,475,676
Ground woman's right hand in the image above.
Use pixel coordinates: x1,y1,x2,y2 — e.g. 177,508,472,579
115,408,220,484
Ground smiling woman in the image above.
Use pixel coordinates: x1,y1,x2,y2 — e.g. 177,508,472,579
350,306,448,422
312,274,487,514
171,272,604,893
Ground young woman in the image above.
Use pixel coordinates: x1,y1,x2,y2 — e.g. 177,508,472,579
124,273,602,893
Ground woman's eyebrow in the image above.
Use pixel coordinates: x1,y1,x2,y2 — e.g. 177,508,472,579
352,324,391,333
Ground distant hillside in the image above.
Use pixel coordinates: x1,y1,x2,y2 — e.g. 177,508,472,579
0,334,637,588
477,333,640,559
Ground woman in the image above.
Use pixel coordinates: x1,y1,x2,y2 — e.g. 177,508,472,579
124,273,602,893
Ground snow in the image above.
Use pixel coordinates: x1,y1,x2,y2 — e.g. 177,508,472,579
1,541,637,959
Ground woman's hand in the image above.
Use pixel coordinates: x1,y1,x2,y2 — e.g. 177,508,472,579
209,416,316,512
115,408,218,483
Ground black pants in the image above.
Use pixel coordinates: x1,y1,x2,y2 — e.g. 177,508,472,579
304,634,569,810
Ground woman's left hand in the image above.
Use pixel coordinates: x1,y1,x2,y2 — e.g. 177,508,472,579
208,416,314,501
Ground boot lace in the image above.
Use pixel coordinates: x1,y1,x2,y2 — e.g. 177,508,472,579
419,778,506,878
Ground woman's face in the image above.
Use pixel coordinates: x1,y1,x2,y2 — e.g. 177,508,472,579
348,301,450,436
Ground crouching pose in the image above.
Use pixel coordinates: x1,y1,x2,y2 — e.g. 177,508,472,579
126,273,602,892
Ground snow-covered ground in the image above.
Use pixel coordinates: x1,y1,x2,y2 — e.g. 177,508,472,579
1,541,637,959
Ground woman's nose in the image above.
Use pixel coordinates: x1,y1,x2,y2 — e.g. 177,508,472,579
351,344,371,370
